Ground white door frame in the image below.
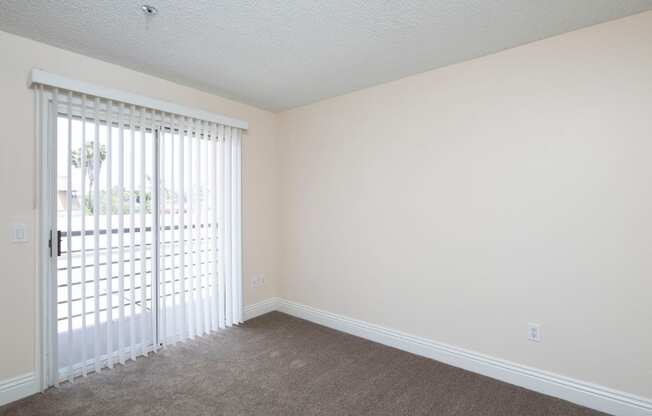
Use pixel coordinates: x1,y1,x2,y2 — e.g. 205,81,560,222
36,88,59,391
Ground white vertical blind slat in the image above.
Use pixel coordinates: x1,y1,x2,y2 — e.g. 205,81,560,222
197,120,206,335
128,105,137,362
217,124,226,329
234,129,243,323
139,108,148,355
169,115,178,343
160,111,168,346
93,96,102,373
106,100,114,369
204,123,213,332
188,120,197,338
178,117,188,340
150,112,159,353
117,102,126,365
80,94,89,376
210,122,219,331
224,127,233,326
194,119,202,336
48,86,59,387
65,90,74,382
230,127,240,324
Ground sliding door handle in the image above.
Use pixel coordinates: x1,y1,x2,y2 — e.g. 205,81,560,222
57,230,62,257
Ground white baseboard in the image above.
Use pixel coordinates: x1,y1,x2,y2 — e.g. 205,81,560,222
4,299,648,415
244,297,281,321
245,297,652,416
0,373,38,407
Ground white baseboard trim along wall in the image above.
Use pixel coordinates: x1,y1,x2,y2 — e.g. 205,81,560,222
244,297,652,416
0,373,38,407
3,299,649,414
243,297,280,321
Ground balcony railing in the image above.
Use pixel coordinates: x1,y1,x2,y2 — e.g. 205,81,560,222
57,222,218,330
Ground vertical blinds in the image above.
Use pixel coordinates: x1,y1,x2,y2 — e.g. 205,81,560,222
33,75,244,386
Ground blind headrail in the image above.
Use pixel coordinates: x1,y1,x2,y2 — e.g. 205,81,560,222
28,68,249,130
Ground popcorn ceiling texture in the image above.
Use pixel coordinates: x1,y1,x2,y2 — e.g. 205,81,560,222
0,0,651,111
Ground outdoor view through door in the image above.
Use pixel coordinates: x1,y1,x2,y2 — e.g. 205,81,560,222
34,80,244,387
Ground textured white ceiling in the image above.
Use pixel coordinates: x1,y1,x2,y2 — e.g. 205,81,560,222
1,1,651,111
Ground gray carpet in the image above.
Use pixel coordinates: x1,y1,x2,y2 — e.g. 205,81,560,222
1,312,607,416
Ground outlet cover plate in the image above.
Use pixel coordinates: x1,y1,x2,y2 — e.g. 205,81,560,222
528,323,541,342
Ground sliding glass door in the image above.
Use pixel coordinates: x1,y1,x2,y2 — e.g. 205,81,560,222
34,79,244,388
54,104,157,380
157,127,220,343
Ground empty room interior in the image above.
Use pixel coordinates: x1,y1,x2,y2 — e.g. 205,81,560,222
1,1,651,415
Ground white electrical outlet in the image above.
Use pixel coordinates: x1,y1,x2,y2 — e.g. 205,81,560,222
252,274,266,288
528,323,541,342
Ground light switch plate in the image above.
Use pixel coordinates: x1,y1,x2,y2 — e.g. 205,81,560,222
12,223,28,243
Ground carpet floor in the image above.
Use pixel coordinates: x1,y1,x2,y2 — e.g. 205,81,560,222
1,312,607,416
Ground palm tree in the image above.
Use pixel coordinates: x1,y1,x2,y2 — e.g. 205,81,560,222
71,141,106,213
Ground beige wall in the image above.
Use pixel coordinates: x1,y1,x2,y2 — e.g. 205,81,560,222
0,31,279,380
278,11,652,398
